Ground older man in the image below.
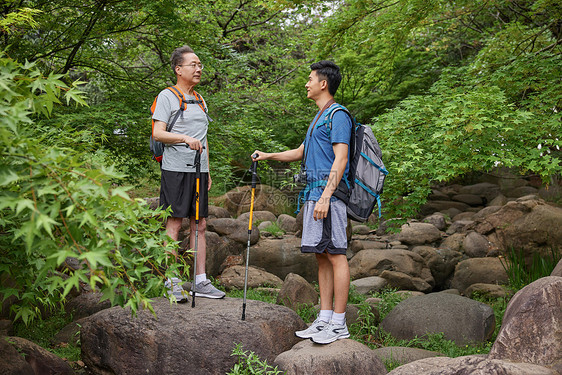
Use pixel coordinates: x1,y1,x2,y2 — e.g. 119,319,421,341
152,45,225,302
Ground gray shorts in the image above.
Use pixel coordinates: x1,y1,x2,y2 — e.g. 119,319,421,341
301,199,348,255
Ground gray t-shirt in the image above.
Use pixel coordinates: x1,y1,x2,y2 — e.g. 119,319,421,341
152,88,209,173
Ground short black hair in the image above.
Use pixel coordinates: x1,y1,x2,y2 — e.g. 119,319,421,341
170,45,195,74
310,60,341,96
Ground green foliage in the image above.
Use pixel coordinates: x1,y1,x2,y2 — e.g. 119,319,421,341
0,6,40,34
375,61,561,218
260,222,285,237
228,343,282,375
226,288,278,305
13,310,81,362
500,248,562,290
369,288,407,320
295,303,317,323
0,54,181,324
3,0,561,221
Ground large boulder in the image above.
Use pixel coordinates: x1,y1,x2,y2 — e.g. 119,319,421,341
277,214,298,233
379,270,433,293
395,222,442,245
0,336,37,375
65,291,111,320
450,257,508,295
439,233,465,252
387,355,556,375
422,213,447,231
462,231,491,258
208,205,231,219
472,198,562,260
496,201,562,257
472,200,531,235
412,246,463,289
349,249,434,292
464,283,511,299
249,237,318,282
274,339,387,375
349,239,388,252
206,217,260,245
458,182,502,203
277,273,318,310
237,210,277,225
81,297,306,375
351,276,388,295
215,184,293,217
419,200,470,216
381,293,495,346
217,265,283,290
489,276,562,370
3,336,74,375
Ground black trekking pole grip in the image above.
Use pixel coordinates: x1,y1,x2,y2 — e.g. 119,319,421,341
250,153,259,187
250,161,258,188
194,149,201,179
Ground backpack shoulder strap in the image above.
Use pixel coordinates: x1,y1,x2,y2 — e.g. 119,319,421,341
325,104,351,129
163,86,186,132
325,104,357,182
193,91,207,111
194,90,214,122
168,86,188,110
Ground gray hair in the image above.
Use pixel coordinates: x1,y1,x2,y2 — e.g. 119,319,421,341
170,45,195,74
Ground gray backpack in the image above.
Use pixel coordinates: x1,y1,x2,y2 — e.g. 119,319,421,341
327,105,389,221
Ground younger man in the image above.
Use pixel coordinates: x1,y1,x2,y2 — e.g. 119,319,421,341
252,60,351,344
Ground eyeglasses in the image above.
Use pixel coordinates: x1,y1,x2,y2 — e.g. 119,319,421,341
178,63,204,70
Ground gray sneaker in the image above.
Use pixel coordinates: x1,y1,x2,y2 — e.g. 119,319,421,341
164,277,188,303
295,317,329,339
190,280,225,299
311,320,350,344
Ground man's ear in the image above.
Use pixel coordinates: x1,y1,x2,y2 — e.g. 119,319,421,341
320,79,328,91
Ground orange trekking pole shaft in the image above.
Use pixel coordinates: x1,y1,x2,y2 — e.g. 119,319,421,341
242,155,258,320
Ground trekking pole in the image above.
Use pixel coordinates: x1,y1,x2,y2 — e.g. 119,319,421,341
191,148,202,308
242,155,259,320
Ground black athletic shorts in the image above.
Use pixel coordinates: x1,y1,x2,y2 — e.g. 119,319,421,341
159,170,209,218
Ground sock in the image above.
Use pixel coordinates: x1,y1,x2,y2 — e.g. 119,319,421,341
332,312,346,325
195,273,206,285
318,310,333,323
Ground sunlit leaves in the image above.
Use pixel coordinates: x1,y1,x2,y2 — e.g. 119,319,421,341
374,61,561,219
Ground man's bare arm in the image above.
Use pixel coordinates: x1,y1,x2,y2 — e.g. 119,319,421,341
152,120,203,151
251,144,304,162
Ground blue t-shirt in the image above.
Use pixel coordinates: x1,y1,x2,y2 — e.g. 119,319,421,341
302,104,352,202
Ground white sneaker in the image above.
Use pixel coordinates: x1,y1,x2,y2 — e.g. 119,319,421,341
164,277,188,303
295,317,329,339
311,320,350,344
